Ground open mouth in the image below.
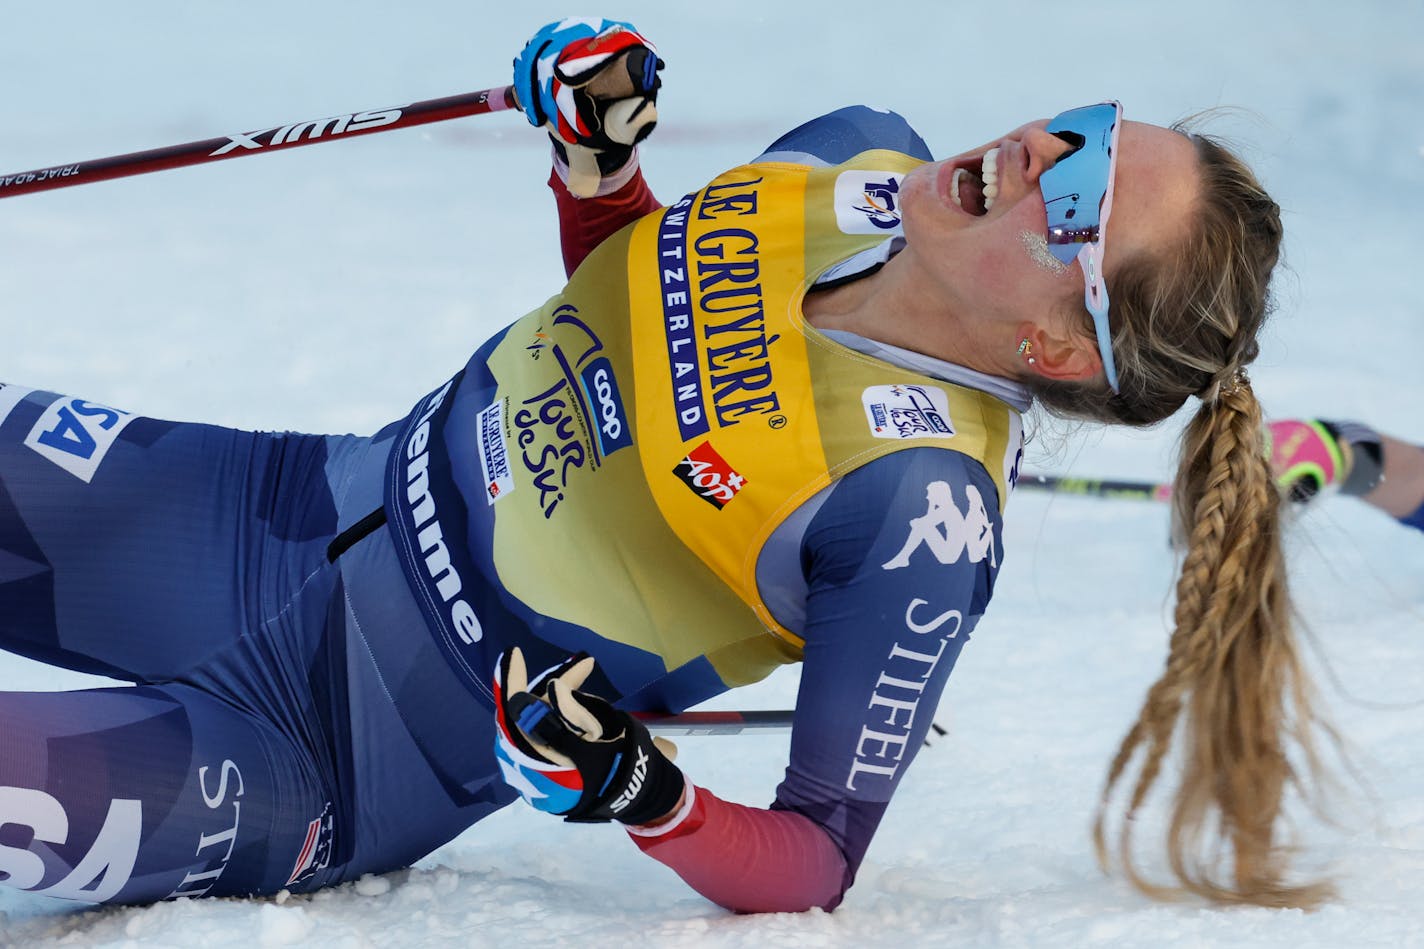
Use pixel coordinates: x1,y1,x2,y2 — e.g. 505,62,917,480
949,146,1001,217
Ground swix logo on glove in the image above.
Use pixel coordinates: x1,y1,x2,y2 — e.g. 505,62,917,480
492,647,684,826
607,747,650,814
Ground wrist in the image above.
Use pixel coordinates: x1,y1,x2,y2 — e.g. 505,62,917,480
627,778,696,838
550,139,639,198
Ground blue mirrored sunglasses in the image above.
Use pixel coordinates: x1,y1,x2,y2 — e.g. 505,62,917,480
1040,101,1123,392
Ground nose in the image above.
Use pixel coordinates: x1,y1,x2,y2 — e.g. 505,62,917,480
1021,125,1082,184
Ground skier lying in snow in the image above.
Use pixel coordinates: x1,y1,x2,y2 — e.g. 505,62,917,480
0,16,1353,911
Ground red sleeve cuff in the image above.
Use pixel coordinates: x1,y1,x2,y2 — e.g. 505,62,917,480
552,162,663,276
627,784,849,913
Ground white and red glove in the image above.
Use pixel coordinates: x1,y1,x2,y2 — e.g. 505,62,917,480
511,18,664,197
493,648,684,825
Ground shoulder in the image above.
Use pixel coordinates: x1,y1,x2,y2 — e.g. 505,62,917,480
820,446,1003,522
802,447,1005,583
754,106,934,167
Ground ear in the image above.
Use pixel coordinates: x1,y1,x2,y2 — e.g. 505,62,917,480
1017,321,1102,382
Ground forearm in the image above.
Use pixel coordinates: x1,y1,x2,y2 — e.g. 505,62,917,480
1364,434,1424,519
550,159,662,276
628,781,849,913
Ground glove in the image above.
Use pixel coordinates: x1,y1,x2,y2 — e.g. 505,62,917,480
1267,418,1383,502
512,17,664,198
493,648,684,825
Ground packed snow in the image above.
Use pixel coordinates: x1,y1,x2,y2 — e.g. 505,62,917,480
2,1,1422,946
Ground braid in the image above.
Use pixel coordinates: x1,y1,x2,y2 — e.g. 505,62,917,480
1023,125,1340,907
1094,382,1333,907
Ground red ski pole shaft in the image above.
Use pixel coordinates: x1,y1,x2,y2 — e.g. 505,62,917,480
0,85,518,200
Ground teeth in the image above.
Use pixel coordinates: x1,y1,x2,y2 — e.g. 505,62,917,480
950,167,968,209
981,146,1000,210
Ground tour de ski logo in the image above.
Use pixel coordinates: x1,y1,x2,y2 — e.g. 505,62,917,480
834,170,905,234
673,441,748,509
862,384,954,440
513,304,634,519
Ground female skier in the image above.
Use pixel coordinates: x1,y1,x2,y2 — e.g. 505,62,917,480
0,18,1331,912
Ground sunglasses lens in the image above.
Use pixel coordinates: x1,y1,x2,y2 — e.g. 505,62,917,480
1040,103,1120,263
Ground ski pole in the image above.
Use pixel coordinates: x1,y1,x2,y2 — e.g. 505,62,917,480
638,710,950,746
1017,472,1172,503
636,710,794,736
0,85,518,200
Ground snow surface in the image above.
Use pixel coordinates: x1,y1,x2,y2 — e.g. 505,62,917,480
2,1,1422,946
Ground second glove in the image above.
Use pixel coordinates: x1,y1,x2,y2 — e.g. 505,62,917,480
494,647,684,826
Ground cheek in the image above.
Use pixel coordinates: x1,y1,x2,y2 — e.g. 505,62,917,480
1019,230,1072,277
971,223,1081,313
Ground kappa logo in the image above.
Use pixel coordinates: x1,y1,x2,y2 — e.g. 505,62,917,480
882,479,997,570
862,384,954,441
834,170,905,234
673,441,748,509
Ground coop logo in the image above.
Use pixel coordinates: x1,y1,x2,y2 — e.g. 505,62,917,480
209,108,403,156
863,384,954,441
578,357,633,457
834,170,905,234
673,441,748,509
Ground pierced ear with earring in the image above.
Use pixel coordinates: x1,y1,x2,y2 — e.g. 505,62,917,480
1017,337,1036,366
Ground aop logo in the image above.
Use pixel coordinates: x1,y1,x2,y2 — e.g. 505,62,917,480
673,441,748,509
882,479,997,570
834,170,906,234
